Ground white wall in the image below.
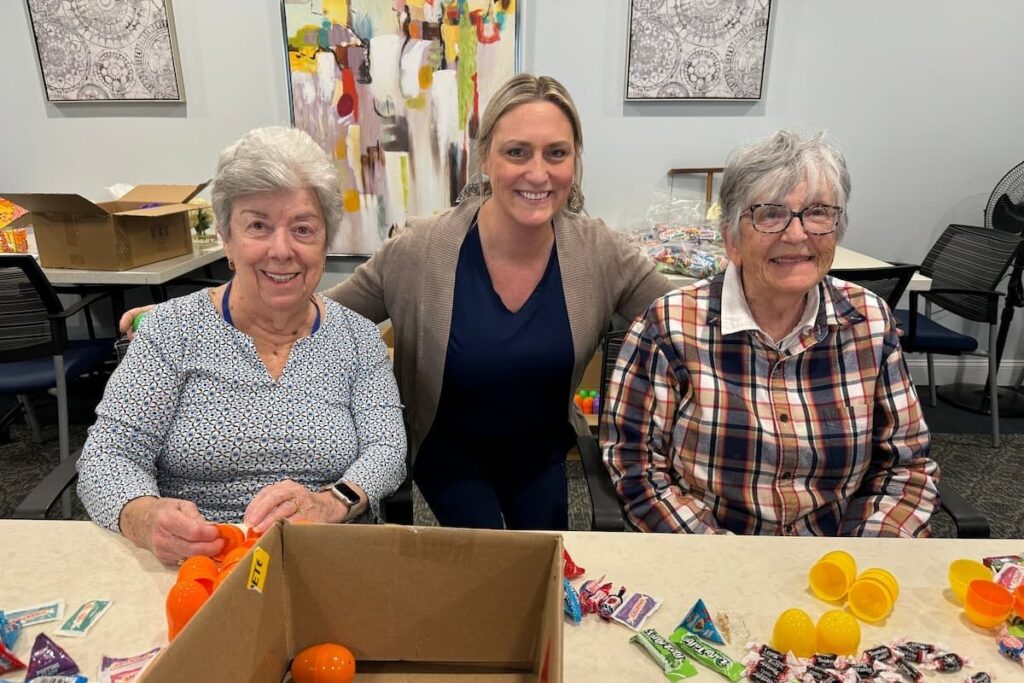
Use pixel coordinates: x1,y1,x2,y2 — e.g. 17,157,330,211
3,0,1024,376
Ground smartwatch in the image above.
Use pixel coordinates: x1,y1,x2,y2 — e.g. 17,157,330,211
320,481,360,508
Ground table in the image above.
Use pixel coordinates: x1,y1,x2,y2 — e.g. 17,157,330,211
2,520,1020,681
665,246,932,291
40,242,225,287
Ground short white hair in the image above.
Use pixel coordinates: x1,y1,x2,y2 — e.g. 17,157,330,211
211,126,342,246
719,130,851,242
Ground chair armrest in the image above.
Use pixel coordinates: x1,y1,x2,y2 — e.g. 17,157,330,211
924,288,1004,299
52,290,112,319
576,435,625,532
936,480,990,539
13,449,81,520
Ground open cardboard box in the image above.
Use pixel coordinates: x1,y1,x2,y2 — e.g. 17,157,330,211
141,524,564,682
2,183,208,270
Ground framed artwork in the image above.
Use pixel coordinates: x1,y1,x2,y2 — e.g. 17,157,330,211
281,0,520,256
25,0,185,102
625,0,772,101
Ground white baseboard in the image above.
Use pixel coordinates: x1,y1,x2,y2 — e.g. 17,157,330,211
905,357,1024,388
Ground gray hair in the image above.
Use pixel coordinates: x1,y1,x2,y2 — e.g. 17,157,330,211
211,126,342,246
718,130,851,243
469,73,584,193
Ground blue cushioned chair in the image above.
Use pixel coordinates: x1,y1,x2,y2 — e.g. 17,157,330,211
893,225,1023,447
0,255,115,518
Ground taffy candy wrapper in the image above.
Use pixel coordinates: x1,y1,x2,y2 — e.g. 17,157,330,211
965,673,994,683
99,646,162,682
562,549,585,579
578,577,613,615
631,628,699,681
0,612,19,650
678,598,726,644
27,633,78,680
997,631,1024,663
563,578,582,625
0,641,26,675
983,554,1023,573
669,627,744,682
994,563,1024,592
599,588,626,622
613,591,662,631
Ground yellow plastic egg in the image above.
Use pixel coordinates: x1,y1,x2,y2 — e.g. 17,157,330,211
772,608,817,658
816,609,861,656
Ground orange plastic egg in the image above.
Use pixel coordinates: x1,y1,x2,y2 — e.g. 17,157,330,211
176,556,218,594
214,524,245,561
220,545,250,568
166,579,209,640
212,567,233,593
291,643,356,683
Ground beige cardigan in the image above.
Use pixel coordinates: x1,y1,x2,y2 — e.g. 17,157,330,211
322,198,673,458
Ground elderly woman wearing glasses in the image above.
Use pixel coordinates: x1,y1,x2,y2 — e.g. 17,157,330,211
602,129,939,537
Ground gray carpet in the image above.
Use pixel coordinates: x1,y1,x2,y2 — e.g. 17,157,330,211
2,414,1020,537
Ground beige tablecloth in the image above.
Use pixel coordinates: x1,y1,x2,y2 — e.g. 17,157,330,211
2,521,1020,681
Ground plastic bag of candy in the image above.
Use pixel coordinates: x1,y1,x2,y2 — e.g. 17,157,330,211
624,193,729,279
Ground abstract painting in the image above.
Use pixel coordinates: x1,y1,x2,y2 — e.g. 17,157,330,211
25,0,185,102
625,0,772,101
282,0,519,255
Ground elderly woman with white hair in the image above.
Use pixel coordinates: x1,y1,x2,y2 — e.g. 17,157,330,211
602,130,939,537
77,127,406,564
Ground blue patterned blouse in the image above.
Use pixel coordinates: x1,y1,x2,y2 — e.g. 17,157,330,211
77,289,407,531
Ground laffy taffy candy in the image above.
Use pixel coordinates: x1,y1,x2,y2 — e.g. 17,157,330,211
27,633,79,680
669,627,744,682
631,628,699,681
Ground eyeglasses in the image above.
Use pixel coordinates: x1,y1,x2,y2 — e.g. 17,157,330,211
747,203,842,235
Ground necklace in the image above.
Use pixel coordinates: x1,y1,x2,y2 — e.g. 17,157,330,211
221,280,321,336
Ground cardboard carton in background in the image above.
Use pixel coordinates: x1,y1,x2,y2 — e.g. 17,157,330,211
2,183,208,270
141,524,564,682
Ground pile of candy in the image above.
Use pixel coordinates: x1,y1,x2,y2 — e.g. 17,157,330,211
632,624,744,682
743,639,987,683
625,219,730,279
561,550,662,631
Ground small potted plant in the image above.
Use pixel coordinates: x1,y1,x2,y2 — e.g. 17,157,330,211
190,198,215,242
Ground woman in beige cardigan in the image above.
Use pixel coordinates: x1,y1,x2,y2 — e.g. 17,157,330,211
123,74,671,530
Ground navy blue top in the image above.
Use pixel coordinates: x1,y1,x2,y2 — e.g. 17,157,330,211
422,219,575,451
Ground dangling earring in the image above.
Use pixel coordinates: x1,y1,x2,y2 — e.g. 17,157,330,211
227,258,235,271
455,172,492,205
566,182,585,214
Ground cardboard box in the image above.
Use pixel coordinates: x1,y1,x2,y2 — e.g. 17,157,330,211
141,524,564,682
2,183,208,270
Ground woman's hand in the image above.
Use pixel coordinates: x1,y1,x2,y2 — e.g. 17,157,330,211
118,304,157,339
243,480,352,533
119,496,224,565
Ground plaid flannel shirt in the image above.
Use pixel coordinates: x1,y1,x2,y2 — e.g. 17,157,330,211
601,274,939,537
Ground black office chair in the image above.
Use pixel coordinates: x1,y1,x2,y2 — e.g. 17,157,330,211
1,255,115,519
577,328,991,538
893,225,1022,447
829,265,919,310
